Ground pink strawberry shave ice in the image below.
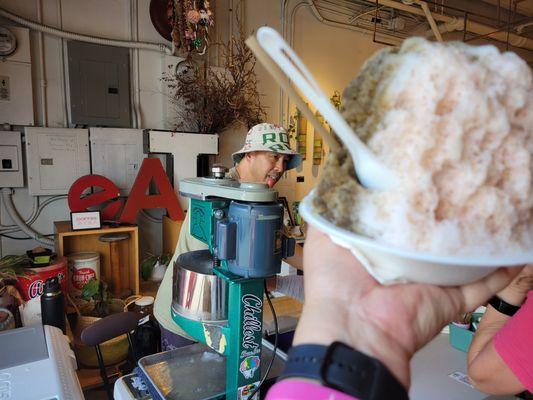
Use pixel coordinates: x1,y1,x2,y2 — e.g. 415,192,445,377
314,38,532,256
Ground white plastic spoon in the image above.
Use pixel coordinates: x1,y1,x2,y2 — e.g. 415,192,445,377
255,27,397,190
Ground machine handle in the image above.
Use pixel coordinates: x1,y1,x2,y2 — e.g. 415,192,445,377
282,236,296,259
215,220,237,260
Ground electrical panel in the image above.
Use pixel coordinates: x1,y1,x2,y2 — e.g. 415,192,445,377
0,131,23,188
25,127,90,195
67,41,131,127
0,26,34,126
89,128,145,195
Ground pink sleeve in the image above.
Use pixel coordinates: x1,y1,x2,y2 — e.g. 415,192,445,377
493,290,533,393
266,379,358,400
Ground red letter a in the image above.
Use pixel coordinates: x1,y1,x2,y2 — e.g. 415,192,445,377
120,158,184,223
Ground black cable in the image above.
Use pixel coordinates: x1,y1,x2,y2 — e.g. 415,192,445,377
247,281,279,400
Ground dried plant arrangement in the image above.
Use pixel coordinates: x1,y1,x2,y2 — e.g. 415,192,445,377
163,19,266,134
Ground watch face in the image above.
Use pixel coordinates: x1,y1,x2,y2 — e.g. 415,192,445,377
0,26,17,57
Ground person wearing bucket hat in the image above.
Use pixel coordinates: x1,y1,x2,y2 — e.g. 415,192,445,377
154,122,303,349
230,123,302,188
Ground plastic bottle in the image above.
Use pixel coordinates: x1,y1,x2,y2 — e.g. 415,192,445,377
40,276,66,334
132,296,161,357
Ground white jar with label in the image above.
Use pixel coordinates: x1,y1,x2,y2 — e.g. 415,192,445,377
67,252,100,297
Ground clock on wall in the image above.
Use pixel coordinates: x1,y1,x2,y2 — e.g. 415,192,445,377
0,26,17,57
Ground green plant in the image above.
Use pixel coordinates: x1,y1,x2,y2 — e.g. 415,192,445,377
81,278,110,318
0,255,30,309
141,254,171,281
0,255,30,295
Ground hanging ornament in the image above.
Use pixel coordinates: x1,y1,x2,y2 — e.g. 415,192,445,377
187,10,201,24
192,38,203,48
169,0,214,56
185,29,196,40
199,9,209,26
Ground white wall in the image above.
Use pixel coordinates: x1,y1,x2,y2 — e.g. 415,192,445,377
0,0,177,258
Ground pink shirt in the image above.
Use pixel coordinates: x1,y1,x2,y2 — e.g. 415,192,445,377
494,290,533,392
266,380,358,400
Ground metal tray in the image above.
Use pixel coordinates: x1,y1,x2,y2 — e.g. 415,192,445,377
138,339,286,400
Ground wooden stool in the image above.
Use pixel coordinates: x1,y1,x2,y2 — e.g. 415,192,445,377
99,232,130,297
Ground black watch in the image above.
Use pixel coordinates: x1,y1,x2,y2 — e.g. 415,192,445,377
280,342,408,400
488,296,521,316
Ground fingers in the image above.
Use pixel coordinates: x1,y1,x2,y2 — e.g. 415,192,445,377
304,226,371,279
514,264,533,290
459,267,522,312
303,226,378,299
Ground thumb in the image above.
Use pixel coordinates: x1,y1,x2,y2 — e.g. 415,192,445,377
459,267,522,312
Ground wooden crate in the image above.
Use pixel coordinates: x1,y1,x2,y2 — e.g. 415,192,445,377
54,221,139,296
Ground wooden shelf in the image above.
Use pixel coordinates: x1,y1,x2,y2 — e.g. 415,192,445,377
54,221,140,296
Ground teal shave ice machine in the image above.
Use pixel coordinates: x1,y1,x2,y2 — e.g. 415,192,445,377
171,166,295,399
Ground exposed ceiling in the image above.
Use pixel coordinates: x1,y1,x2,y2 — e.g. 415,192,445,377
481,0,533,17
309,0,533,51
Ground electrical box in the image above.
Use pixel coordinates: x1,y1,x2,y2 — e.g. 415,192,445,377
25,127,90,195
0,26,34,126
0,131,23,188
90,128,145,195
67,41,131,127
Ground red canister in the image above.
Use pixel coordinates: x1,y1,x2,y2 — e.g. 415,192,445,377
16,257,68,301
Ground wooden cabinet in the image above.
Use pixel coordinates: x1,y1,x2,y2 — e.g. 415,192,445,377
54,221,140,296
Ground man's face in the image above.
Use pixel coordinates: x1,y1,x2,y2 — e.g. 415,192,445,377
244,151,289,188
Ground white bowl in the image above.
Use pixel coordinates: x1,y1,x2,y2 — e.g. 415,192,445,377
300,191,533,286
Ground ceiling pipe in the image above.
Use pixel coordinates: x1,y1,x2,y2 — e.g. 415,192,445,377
417,1,443,41
0,6,173,54
376,0,533,50
305,0,402,43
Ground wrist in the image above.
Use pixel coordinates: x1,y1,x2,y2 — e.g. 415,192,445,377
280,342,408,400
496,286,527,307
294,300,411,389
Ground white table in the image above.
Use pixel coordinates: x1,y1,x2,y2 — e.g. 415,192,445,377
410,333,517,400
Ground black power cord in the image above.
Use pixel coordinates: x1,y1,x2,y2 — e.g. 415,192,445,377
247,281,279,400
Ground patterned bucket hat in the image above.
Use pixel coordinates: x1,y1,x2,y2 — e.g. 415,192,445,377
232,123,302,170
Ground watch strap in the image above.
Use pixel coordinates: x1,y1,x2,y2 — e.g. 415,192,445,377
280,342,408,400
488,296,521,316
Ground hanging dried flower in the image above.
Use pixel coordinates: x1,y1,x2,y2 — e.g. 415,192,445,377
171,0,213,56
163,17,266,134
187,10,201,24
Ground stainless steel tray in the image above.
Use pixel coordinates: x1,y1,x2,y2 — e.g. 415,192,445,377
138,339,286,400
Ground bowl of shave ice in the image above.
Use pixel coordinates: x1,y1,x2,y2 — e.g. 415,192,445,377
300,37,533,286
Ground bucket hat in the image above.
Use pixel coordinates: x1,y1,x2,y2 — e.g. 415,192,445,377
232,123,302,170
